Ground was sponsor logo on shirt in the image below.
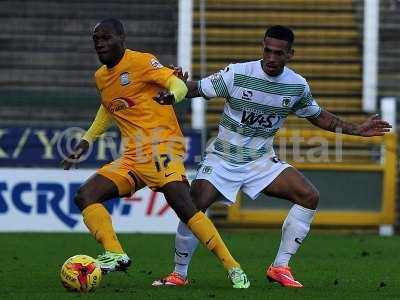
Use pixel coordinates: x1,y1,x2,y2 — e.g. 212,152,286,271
241,110,281,129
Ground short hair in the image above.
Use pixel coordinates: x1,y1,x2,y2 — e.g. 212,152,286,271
264,25,294,48
96,18,125,36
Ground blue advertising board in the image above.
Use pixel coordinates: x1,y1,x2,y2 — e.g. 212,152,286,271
0,125,202,168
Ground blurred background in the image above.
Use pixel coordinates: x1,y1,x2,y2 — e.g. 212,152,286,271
0,0,398,234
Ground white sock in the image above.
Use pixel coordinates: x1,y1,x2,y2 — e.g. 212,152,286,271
173,221,199,278
273,204,316,267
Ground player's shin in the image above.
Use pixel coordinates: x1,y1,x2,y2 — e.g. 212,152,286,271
173,221,199,278
187,211,240,270
273,204,315,267
82,203,124,253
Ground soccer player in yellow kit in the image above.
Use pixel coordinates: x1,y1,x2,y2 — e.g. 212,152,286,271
61,18,249,288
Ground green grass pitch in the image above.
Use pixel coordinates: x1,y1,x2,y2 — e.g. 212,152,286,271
1,231,399,299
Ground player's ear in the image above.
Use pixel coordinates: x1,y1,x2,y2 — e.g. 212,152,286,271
287,48,294,61
117,33,126,48
261,41,266,55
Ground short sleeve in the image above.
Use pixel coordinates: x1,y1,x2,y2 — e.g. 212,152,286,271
198,65,234,100
140,53,174,88
291,83,321,118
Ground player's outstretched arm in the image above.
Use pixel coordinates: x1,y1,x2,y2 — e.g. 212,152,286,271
61,105,113,169
307,109,392,137
168,65,200,98
153,75,189,105
153,78,200,105
153,66,200,105
185,81,200,98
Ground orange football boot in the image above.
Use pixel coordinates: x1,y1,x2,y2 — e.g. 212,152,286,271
266,265,303,288
152,272,188,287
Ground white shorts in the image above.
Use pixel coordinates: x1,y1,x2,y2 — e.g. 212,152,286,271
195,153,291,205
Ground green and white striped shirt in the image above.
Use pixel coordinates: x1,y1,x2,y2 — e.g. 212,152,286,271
199,60,321,164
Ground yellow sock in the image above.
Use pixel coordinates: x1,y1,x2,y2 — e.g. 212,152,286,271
82,203,124,253
187,211,240,271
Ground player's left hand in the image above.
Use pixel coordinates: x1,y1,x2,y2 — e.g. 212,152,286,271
357,114,392,137
61,139,89,170
153,90,175,105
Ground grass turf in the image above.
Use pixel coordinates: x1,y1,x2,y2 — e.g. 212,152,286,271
0,231,399,299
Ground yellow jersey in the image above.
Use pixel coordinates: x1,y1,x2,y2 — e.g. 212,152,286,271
94,49,185,161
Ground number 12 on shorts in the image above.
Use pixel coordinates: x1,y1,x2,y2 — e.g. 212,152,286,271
154,154,171,172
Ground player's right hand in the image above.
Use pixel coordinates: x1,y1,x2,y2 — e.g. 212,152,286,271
167,65,189,83
61,139,90,170
153,90,175,105
356,114,392,137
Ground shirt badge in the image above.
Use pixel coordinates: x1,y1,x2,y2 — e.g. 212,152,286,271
282,97,291,107
120,72,130,86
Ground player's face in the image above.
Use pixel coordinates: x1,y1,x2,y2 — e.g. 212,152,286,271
262,37,293,76
93,24,125,67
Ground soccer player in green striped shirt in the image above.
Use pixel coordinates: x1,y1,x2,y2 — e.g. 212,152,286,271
153,25,391,288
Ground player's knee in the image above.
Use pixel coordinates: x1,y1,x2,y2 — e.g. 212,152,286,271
163,184,197,223
300,188,319,210
192,198,209,212
74,187,95,211
190,188,209,212
194,202,208,212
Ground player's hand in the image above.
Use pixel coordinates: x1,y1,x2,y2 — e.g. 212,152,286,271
167,64,189,83
357,114,392,137
153,90,175,105
61,139,90,170
154,65,188,105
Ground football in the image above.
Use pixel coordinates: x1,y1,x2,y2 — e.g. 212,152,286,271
60,254,102,292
